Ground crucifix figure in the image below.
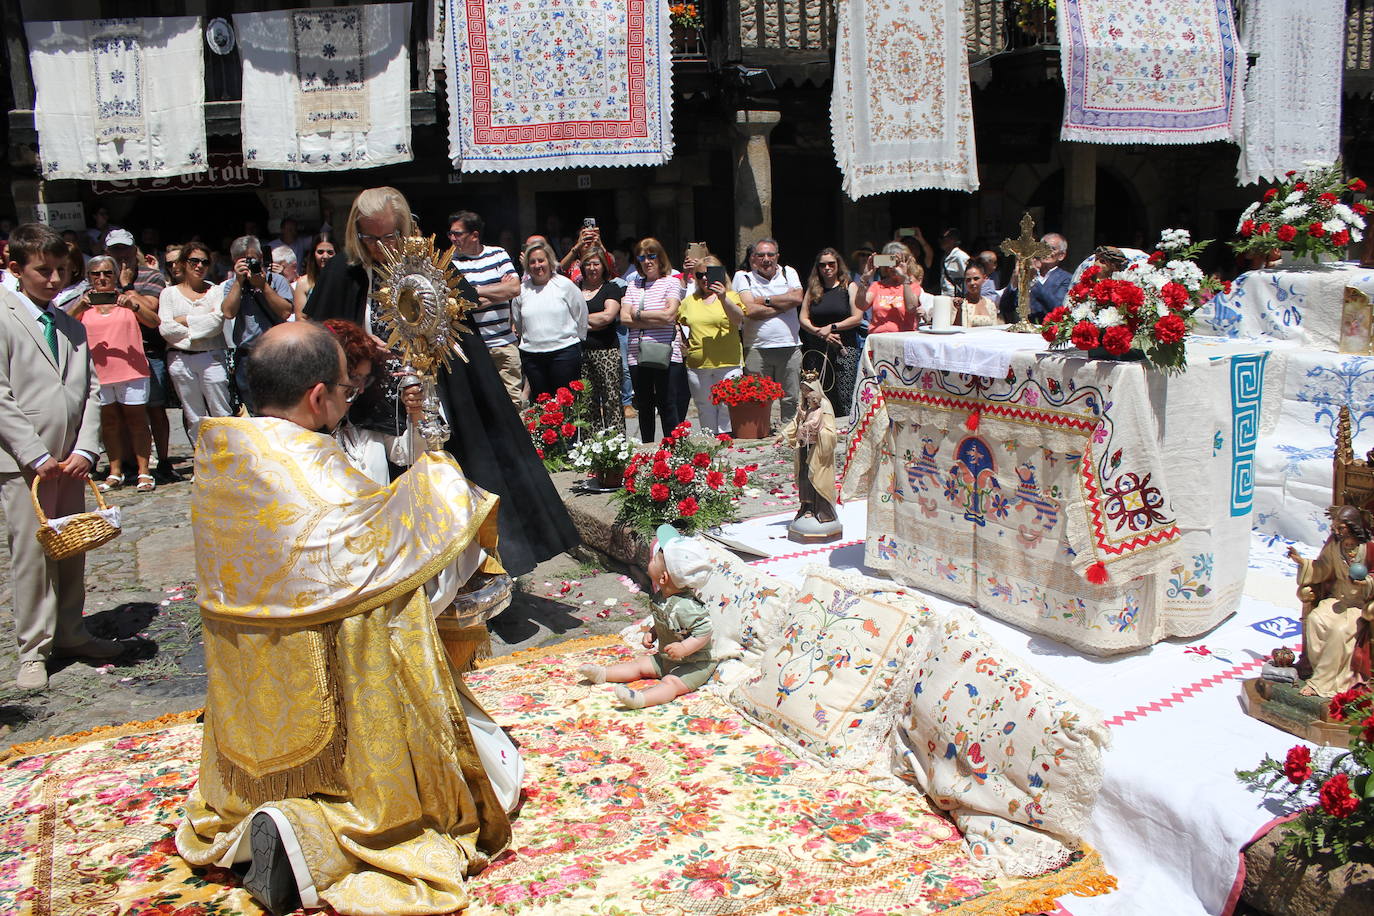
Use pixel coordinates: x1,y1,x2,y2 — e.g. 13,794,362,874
1001,212,1053,331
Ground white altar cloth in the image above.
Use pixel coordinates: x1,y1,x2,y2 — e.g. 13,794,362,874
1198,262,1374,350
842,332,1268,655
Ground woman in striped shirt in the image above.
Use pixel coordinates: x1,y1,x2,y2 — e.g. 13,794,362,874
619,237,685,442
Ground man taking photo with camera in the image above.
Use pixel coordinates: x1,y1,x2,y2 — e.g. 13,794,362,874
220,234,293,411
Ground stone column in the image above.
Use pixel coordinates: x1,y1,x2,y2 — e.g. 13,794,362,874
1063,142,1097,267
732,109,781,266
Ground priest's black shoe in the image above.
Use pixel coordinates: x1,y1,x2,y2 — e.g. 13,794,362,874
242,812,299,916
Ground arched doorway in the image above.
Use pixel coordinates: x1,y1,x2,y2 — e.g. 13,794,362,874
1025,166,1147,247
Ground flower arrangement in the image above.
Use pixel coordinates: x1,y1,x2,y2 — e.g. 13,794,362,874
568,428,637,474
521,381,587,470
709,374,785,407
1035,229,1226,372
611,422,757,535
1233,162,1368,263
1237,685,1374,864
669,2,702,28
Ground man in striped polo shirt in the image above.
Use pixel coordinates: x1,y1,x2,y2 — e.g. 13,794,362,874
448,210,523,406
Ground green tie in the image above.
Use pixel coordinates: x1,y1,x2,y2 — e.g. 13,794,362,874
37,310,57,360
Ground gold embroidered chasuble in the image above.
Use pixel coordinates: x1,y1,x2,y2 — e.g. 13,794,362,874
175,417,512,914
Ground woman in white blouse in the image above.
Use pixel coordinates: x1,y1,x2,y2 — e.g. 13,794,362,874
158,242,232,443
512,238,588,402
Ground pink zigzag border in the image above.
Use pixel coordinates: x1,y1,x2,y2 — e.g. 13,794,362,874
1102,657,1266,728
749,539,865,567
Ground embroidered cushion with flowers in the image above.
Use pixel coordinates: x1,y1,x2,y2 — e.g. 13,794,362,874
695,540,796,670
892,608,1110,874
729,566,933,769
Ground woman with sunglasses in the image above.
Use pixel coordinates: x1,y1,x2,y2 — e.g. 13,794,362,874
619,237,685,442
69,256,158,492
293,232,336,317
678,255,744,436
158,242,232,445
799,247,863,417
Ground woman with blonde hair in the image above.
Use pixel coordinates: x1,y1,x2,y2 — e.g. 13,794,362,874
512,237,587,401
678,254,744,436
306,186,577,576
619,237,685,442
800,246,863,416
865,241,931,334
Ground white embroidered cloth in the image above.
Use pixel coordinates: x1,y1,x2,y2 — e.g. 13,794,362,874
234,5,412,172
26,17,206,181
1057,0,1243,145
830,0,979,198
1235,0,1343,184
444,0,674,172
900,329,1044,378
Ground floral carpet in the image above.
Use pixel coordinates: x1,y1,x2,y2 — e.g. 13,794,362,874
0,638,1113,915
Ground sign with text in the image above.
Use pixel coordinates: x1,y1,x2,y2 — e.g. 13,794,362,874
267,190,321,234
32,201,86,232
91,153,264,194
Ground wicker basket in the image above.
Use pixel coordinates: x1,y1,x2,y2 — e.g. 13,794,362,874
32,477,121,561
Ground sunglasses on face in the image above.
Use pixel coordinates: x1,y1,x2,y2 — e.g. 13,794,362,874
638,252,658,260
88,269,115,277
186,257,210,267
818,261,838,267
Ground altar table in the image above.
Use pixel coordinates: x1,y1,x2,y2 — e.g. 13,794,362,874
840,330,1269,654
1199,262,1374,350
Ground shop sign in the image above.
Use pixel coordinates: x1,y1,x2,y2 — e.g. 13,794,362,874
32,201,86,231
91,153,264,194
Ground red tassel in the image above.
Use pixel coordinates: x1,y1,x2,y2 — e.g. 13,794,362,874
1085,561,1109,585
965,410,980,432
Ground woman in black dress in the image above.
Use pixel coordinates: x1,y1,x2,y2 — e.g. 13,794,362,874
576,247,624,433
305,186,578,577
799,247,864,417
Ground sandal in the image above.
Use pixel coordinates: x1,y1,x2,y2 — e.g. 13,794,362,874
98,474,124,492
136,474,156,493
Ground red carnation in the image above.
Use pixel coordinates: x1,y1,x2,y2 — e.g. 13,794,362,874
541,428,558,444
1079,264,1101,283
675,464,696,484
556,389,575,406
1328,686,1370,721
653,459,672,479
526,421,536,432
716,433,733,444
1333,230,1352,247
1044,306,1070,324
1294,181,1309,192
1070,320,1100,350
1161,282,1190,310
1149,249,1167,263
1285,170,1297,178
706,470,725,489
1091,280,1116,305
1354,203,1370,217
1264,188,1279,202
561,423,576,437
543,410,564,426
675,421,692,435
569,380,585,391
1319,773,1360,819
1309,222,1327,238
1114,282,1145,309
1276,224,1297,242
1257,222,1273,235
650,483,670,502
624,477,635,493
1239,220,1255,238
1351,178,1368,193
535,447,545,459
1320,193,1339,205
654,449,669,462
1154,313,1187,345
1363,715,1374,743
732,468,749,487
1282,745,1312,784
677,496,699,517
535,391,552,403
692,451,711,468
1068,283,1091,302
1101,325,1134,356
1041,325,1060,344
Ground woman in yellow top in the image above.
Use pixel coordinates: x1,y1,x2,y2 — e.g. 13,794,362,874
678,255,745,436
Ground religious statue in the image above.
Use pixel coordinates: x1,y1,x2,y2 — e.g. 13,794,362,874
1287,504,1374,697
1000,212,1053,332
778,371,842,543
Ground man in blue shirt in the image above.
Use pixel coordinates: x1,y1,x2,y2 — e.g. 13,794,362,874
999,233,1071,323
220,235,294,411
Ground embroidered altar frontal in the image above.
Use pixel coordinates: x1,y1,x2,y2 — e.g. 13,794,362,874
842,333,1267,655
444,0,675,172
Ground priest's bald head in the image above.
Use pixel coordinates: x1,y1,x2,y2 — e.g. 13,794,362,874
244,322,353,433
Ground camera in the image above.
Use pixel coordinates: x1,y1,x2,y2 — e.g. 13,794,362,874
245,257,262,274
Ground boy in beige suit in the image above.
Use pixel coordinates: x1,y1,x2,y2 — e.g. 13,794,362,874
0,223,122,689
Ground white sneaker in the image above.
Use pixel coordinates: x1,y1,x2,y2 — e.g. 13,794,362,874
16,660,47,690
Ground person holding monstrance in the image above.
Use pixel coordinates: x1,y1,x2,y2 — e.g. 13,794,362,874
1287,504,1374,697
306,186,578,578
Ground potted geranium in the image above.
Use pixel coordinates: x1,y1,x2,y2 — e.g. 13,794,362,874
1036,229,1226,373
568,428,637,490
1237,685,1374,864
612,422,758,535
520,380,587,470
1233,162,1368,266
709,374,785,439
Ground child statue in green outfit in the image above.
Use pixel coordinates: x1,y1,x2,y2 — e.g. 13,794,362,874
579,524,717,708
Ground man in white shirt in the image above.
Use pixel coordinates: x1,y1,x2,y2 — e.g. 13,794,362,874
938,228,971,297
449,211,523,406
732,238,804,425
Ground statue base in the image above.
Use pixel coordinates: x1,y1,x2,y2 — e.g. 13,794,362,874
787,516,844,544
1240,678,1352,749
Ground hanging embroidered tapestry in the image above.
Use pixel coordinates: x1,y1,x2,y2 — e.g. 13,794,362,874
444,0,674,172
1057,0,1243,145
235,4,412,172
831,0,979,199
1235,0,1343,185
25,17,206,181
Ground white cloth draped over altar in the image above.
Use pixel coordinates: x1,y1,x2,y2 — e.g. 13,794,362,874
841,331,1267,654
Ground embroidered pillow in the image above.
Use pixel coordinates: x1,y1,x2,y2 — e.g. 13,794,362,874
695,541,795,666
893,608,1110,846
729,566,932,768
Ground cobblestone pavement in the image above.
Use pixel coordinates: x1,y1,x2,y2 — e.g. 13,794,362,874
0,408,804,748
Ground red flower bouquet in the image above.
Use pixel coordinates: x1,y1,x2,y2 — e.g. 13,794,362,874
612,422,756,534
1233,162,1367,263
520,381,589,470
709,374,785,407
1035,229,1224,372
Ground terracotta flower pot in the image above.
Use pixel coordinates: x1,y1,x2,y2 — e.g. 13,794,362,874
729,401,772,439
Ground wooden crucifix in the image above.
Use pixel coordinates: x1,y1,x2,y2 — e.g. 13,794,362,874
1001,212,1053,331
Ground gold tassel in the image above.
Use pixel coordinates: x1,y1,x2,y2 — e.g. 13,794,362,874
436,622,492,674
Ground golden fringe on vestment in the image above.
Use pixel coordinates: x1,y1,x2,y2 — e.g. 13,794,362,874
436,622,493,673
474,633,623,668
212,620,350,810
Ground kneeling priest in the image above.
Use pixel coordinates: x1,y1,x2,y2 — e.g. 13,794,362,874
176,322,518,915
